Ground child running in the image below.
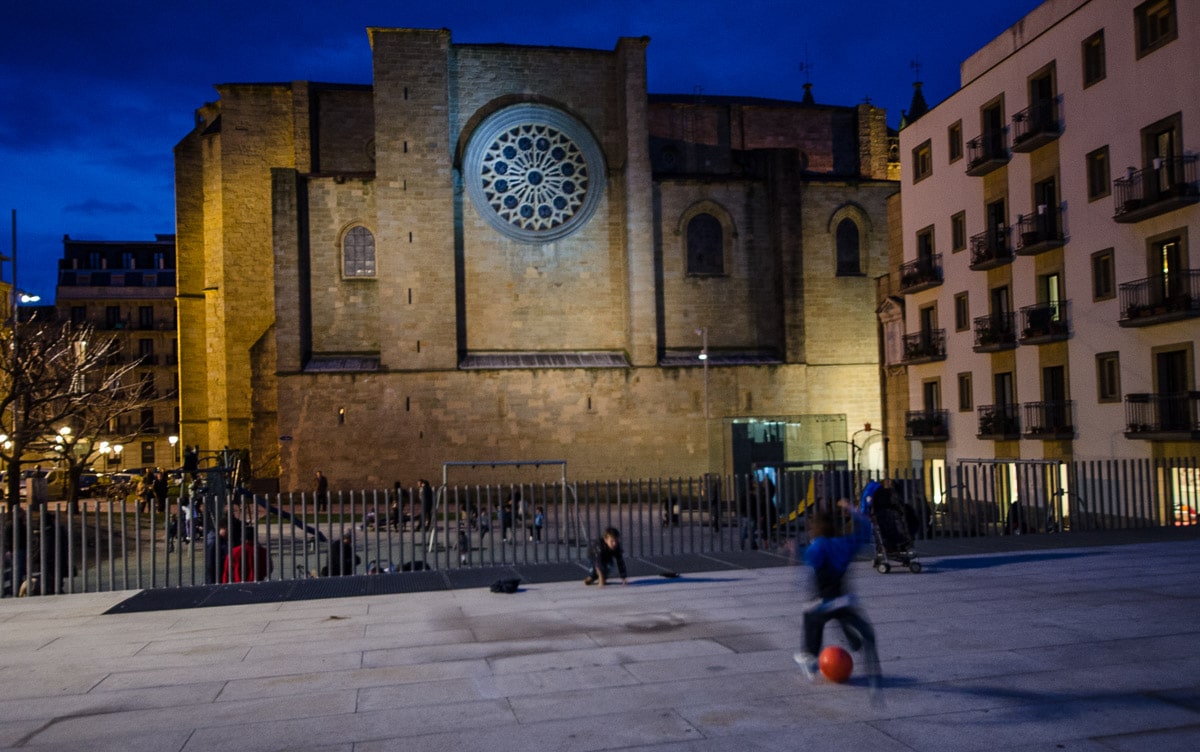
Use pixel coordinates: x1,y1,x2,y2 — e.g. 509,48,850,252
793,498,882,694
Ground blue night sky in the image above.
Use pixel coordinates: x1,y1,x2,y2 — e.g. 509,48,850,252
0,0,1041,303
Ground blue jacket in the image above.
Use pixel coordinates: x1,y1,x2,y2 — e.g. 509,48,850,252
804,510,873,600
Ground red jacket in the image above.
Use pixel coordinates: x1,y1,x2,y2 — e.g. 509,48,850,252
223,543,272,583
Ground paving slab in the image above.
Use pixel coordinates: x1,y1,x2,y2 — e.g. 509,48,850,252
0,535,1198,751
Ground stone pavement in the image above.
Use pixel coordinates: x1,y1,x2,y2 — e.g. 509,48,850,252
0,532,1198,751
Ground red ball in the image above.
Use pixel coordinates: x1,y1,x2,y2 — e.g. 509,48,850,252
819,646,853,683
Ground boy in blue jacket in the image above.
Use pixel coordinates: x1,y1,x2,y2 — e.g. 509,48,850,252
794,498,882,692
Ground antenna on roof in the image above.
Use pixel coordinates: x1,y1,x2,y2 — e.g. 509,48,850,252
798,46,812,84
910,57,923,82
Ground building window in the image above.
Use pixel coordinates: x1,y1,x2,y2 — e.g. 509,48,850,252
141,441,155,465
1135,0,1176,59
951,211,966,252
1092,249,1115,300
105,305,122,329
138,305,154,330
1086,146,1110,200
343,226,376,278
917,226,935,260
70,306,86,325
835,219,861,276
912,140,932,183
957,372,973,411
1082,29,1106,87
954,292,970,331
1096,352,1121,402
687,213,724,275
948,121,963,163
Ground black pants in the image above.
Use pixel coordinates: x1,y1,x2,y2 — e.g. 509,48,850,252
803,603,881,679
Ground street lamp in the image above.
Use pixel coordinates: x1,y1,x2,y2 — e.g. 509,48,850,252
113,444,123,469
696,328,711,469
98,441,110,472
168,434,179,464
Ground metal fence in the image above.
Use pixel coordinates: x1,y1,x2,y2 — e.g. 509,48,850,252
3,458,1197,597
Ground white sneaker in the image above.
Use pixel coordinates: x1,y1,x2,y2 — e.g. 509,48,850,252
793,652,818,681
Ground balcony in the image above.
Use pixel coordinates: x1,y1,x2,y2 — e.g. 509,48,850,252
968,227,1013,270
1014,206,1066,256
905,409,949,442
972,312,1017,352
977,404,1020,440
1019,301,1070,344
1010,97,1062,153
898,254,943,294
902,329,947,364
1118,271,1200,327
1113,155,1199,223
1124,392,1200,440
1022,400,1075,440
965,131,1009,176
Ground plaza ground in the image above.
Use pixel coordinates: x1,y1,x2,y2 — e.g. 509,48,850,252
0,529,1197,751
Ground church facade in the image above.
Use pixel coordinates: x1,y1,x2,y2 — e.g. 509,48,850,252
175,29,897,492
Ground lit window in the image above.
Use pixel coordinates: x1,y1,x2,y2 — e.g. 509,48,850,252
1135,0,1176,58
343,226,376,278
913,140,932,183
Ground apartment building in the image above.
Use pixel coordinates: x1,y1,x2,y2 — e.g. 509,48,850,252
56,235,179,470
893,0,1197,487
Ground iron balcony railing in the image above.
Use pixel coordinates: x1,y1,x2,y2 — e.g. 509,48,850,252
968,226,1013,270
901,329,946,363
1124,392,1200,436
1118,270,1200,325
1014,205,1066,255
1010,96,1062,152
898,254,943,293
977,403,1020,439
966,130,1009,176
1022,400,1075,438
1019,300,1069,342
905,409,949,441
1113,155,1199,222
973,312,1017,351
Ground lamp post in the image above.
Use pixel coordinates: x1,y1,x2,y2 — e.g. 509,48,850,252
113,444,123,469
98,441,110,473
695,328,711,468
168,434,179,465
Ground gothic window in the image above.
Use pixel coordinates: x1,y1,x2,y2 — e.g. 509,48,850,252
343,226,376,278
835,219,861,276
687,213,724,275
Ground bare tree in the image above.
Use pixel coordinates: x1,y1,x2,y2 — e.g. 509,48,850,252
1,317,149,509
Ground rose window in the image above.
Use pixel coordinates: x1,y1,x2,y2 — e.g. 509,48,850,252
465,105,605,242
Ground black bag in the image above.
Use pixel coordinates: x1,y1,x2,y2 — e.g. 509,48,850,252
489,577,521,594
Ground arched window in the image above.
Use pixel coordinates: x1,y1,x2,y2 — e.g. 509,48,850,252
343,226,376,278
687,213,724,275
835,219,861,276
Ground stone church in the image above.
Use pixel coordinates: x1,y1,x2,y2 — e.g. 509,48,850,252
174,29,897,492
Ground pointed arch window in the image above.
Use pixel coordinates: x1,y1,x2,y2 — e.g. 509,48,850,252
687,213,724,275
836,218,861,276
343,226,376,278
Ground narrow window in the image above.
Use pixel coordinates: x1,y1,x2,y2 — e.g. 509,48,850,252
1082,30,1106,87
1092,249,1115,300
912,140,932,183
957,372,973,411
947,121,963,163
951,211,966,252
343,226,376,278
954,292,970,331
835,219,861,276
1086,146,1110,201
1096,352,1121,402
686,213,724,275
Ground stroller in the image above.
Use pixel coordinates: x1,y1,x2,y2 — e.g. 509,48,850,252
863,482,922,574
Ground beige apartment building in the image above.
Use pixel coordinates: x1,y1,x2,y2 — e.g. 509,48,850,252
175,29,899,491
893,0,1197,496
